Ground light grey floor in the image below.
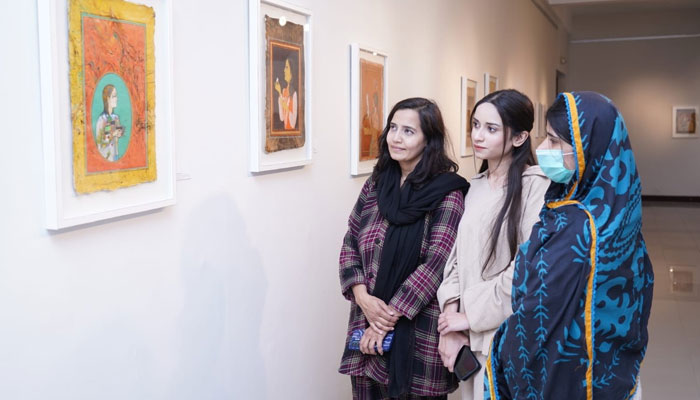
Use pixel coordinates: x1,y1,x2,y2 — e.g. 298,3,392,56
640,202,700,399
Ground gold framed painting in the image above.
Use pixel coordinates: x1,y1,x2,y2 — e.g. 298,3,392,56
350,44,388,176
38,0,175,229
249,0,313,172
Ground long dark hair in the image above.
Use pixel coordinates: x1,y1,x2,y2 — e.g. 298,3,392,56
371,97,458,186
546,95,572,144
474,89,536,277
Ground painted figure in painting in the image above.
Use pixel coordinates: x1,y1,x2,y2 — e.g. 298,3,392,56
359,58,384,161
361,89,381,159
95,84,124,162
274,57,298,130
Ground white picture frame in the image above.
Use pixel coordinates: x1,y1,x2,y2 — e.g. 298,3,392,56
672,106,698,139
38,0,176,230
350,43,388,176
248,0,313,172
484,73,499,97
460,77,478,158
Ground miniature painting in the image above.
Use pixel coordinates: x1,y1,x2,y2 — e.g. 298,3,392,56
68,0,156,193
673,106,698,138
265,16,305,153
359,58,384,161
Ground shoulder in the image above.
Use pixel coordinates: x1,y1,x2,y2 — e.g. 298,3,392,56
522,165,548,183
361,176,376,193
522,165,551,195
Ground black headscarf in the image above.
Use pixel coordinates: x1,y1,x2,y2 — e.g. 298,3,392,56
374,163,469,396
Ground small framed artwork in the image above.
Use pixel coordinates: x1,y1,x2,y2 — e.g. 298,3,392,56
484,73,499,96
672,106,698,138
38,0,175,230
669,266,699,299
533,102,546,139
350,44,388,176
460,77,478,158
249,0,313,172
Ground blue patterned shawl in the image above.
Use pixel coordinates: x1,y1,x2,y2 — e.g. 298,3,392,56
485,92,654,400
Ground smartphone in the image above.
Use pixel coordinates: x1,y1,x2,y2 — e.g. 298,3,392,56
454,345,481,381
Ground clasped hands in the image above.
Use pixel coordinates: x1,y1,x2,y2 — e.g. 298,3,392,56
352,284,401,355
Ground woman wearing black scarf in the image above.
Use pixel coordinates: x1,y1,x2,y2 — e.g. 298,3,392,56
339,97,470,399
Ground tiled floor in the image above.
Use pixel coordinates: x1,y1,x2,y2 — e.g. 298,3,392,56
641,202,700,399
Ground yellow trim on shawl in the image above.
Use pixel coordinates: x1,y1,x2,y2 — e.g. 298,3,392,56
546,199,597,400
561,93,585,201
486,347,497,400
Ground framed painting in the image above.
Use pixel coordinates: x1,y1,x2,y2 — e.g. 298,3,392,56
672,106,698,138
249,0,313,172
38,0,175,230
533,102,543,139
460,77,477,158
350,44,388,176
484,73,499,96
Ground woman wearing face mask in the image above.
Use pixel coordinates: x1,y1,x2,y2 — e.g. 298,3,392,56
435,89,549,400
485,92,653,399
339,97,470,399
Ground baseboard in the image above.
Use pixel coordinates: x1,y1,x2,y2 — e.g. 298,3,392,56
642,195,700,203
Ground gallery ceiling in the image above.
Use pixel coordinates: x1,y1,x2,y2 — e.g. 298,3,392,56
548,0,700,16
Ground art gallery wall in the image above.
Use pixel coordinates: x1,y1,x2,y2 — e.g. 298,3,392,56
0,0,564,399
568,8,700,197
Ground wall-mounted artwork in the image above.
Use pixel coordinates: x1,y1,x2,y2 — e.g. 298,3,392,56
249,0,313,172
38,0,175,230
672,106,698,139
69,0,156,193
484,73,499,96
460,77,478,158
533,102,544,139
350,44,388,176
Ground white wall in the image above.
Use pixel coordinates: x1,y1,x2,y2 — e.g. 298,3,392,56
0,1,563,398
568,9,700,196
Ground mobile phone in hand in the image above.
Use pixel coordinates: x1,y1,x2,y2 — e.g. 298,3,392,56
454,345,481,381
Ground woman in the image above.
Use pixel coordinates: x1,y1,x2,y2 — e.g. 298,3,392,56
95,84,124,161
435,89,549,400
485,92,653,399
339,97,470,399
274,57,298,130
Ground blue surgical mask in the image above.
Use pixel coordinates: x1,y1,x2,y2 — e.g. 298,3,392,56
536,149,575,184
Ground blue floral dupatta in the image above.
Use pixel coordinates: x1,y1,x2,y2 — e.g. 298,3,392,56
485,92,654,400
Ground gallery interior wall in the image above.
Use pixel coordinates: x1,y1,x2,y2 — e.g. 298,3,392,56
0,1,564,399
567,9,700,197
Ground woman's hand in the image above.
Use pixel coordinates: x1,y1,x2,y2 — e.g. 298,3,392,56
438,331,470,372
437,310,470,334
359,328,387,356
352,285,399,334
274,79,282,95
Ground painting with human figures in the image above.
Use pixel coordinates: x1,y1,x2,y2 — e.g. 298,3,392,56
68,0,156,194
265,15,305,153
359,58,384,161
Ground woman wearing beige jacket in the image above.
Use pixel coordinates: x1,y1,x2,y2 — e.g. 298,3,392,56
436,89,549,400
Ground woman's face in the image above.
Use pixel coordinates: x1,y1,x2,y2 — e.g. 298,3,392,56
538,122,576,170
108,88,118,110
471,102,513,162
387,109,427,172
284,59,292,82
